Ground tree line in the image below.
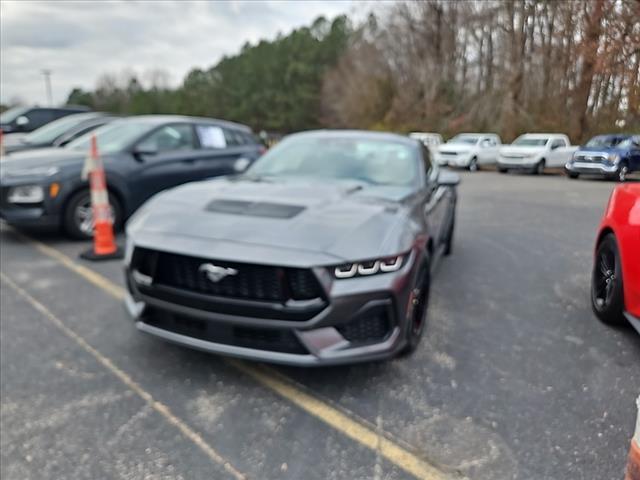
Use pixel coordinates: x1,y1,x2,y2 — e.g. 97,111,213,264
67,0,639,143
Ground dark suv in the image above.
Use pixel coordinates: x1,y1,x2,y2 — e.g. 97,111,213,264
0,106,91,134
0,115,263,238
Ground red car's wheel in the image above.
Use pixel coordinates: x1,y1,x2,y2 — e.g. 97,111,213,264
591,233,625,325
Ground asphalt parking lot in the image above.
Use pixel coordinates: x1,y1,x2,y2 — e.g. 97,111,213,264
1,171,639,480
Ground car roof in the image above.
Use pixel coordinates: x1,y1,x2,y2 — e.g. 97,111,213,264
455,132,499,137
285,129,418,146
121,114,252,132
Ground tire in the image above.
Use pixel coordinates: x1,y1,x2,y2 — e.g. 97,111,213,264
616,163,628,182
498,167,508,174
399,260,431,356
469,157,479,172
591,233,625,325
567,172,579,179
62,189,122,240
443,208,455,256
534,159,545,175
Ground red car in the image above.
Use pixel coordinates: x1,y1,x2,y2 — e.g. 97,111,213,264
591,183,640,333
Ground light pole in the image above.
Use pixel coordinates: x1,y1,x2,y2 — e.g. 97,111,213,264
42,69,53,105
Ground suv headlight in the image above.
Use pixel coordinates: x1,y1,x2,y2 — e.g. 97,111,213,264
333,254,406,279
608,153,621,164
7,185,45,203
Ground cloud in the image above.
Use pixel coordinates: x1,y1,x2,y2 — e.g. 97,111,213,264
0,0,357,105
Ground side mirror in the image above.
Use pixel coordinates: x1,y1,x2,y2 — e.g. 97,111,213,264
131,145,157,160
15,116,29,127
437,170,460,187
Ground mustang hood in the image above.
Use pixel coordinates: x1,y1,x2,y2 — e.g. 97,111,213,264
128,177,415,265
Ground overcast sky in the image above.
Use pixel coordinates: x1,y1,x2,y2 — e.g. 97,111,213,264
0,0,358,106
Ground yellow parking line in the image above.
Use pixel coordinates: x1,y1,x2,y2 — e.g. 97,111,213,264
0,272,246,480
6,231,454,480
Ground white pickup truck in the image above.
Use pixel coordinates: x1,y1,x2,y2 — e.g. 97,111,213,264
435,133,502,171
498,133,578,174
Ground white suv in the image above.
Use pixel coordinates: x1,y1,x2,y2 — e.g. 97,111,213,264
498,133,575,174
435,133,501,171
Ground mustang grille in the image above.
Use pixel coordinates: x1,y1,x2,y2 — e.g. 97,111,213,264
132,248,324,303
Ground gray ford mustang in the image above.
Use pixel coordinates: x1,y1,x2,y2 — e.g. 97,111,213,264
124,130,459,366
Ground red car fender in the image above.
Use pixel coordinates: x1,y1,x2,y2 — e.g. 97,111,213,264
597,184,640,318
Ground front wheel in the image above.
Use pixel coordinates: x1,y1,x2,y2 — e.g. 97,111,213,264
498,167,508,174
591,234,625,325
399,261,431,356
567,171,579,179
533,159,545,175
616,163,628,182
468,157,479,172
63,189,122,240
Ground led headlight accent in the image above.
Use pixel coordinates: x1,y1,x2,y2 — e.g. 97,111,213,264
7,185,45,203
334,255,405,279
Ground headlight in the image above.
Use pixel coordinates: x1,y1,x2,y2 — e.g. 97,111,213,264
3,166,59,178
608,153,621,164
333,254,405,279
7,185,45,203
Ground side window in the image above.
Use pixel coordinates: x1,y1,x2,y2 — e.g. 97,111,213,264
196,125,226,149
137,124,196,152
222,128,246,146
25,109,53,129
551,139,565,149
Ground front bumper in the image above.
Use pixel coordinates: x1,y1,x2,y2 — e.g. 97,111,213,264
124,247,422,366
564,161,619,175
497,157,538,169
0,180,64,229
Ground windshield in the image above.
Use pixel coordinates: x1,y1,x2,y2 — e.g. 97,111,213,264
512,137,549,146
22,114,95,144
447,135,480,145
247,135,418,186
0,106,29,123
586,135,628,148
67,120,153,154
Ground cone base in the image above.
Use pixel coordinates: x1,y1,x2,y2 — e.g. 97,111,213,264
80,246,124,261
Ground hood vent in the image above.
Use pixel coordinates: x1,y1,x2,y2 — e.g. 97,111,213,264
205,199,305,219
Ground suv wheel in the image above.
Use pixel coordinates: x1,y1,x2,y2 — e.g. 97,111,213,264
469,157,479,172
534,159,545,175
63,189,122,240
617,163,628,182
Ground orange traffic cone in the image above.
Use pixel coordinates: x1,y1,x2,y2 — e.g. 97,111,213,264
80,135,123,261
626,396,640,480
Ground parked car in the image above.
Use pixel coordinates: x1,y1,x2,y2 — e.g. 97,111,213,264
409,132,443,156
435,133,501,170
2,112,117,154
565,134,640,182
0,115,263,239
123,130,459,366
0,105,91,134
591,183,640,334
497,133,575,174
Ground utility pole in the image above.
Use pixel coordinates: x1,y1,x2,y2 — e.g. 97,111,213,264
42,69,53,106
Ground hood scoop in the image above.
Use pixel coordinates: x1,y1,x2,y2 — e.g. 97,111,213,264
205,199,305,219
